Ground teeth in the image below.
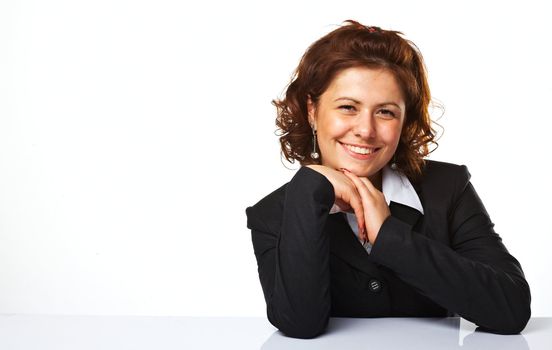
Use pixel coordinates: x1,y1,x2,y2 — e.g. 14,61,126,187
344,144,376,155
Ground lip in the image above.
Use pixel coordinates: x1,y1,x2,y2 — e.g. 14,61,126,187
339,141,381,160
340,141,380,148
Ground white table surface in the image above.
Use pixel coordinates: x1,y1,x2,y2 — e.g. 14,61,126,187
0,315,549,349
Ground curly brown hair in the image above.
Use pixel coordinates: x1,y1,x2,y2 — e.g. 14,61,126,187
274,20,438,179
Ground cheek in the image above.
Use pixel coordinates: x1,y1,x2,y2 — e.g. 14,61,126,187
319,117,350,139
379,122,403,144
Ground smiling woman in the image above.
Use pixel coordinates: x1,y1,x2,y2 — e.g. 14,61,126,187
245,20,531,339
307,67,405,191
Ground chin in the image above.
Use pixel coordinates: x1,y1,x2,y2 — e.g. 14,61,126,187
344,164,379,178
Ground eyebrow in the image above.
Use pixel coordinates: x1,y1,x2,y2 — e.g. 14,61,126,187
334,97,403,109
334,97,362,104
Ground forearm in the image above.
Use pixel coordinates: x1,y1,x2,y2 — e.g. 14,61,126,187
370,216,530,334
249,167,335,338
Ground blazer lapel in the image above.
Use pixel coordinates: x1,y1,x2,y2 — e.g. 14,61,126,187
326,213,384,277
326,202,423,276
388,201,422,227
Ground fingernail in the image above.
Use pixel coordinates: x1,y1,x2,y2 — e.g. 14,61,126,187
340,168,350,172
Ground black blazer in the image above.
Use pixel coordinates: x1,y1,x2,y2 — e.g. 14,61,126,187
246,161,531,338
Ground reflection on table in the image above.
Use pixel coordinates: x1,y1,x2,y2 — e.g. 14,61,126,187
0,315,549,349
262,317,543,350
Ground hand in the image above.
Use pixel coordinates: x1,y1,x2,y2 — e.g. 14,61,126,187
342,169,391,244
306,165,367,240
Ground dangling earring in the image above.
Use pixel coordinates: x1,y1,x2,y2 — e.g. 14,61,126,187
310,126,319,160
390,155,398,170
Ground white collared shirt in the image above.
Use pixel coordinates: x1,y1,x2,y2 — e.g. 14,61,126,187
329,166,424,253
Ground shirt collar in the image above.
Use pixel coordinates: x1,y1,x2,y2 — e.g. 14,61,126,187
328,166,424,215
338,166,423,253
382,165,424,214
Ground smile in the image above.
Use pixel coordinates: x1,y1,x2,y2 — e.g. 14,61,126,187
341,142,379,155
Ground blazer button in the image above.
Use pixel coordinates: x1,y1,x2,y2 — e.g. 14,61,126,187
369,279,382,293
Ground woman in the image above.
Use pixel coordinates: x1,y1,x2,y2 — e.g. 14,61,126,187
245,20,530,339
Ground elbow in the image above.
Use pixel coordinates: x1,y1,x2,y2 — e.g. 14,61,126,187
478,288,532,334
275,318,329,339
478,313,530,335
279,322,328,339
498,283,532,334
267,306,329,339
497,304,531,334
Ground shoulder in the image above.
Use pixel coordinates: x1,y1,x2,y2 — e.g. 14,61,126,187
421,159,470,180
245,166,334,233
415,160,472,207
418,160,471,186
246,182,288,233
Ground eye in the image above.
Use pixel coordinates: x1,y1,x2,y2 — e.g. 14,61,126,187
339,104,356,112
377,108,396,119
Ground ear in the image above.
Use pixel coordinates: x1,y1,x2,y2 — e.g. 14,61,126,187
307,96,316,128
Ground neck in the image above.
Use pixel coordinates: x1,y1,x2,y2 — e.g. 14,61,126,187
368,170,383,191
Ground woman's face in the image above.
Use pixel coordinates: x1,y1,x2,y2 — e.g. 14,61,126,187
308,66,405,182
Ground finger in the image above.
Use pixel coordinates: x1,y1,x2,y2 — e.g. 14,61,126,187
334,199,352,213
341,172,378,242
340,172,368,240
358,177,387,203
346,190,367,241
342,170,373,200
336,180,366,240
358,176,377,193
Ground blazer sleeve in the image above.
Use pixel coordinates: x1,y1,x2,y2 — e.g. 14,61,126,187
246,167,335,338
369,165,531,334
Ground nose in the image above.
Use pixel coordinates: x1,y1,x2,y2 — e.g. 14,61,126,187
353,110,376,139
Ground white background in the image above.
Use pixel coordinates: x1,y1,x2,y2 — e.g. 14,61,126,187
1,0,551,317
